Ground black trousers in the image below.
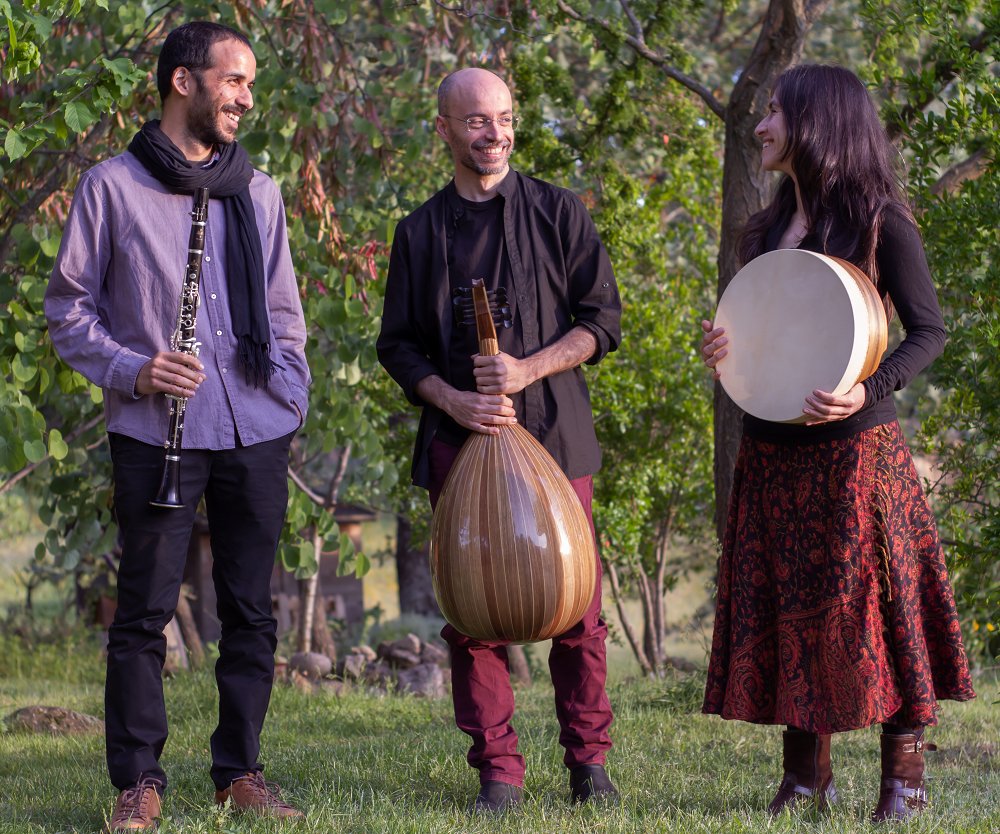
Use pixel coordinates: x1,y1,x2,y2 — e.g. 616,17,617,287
105,431,292,792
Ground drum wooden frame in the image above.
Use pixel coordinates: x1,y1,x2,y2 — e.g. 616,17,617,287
713,249,888,424
428,280,597,643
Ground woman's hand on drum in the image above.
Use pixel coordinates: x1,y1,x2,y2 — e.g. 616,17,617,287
803,383,866,425
700,320,728,380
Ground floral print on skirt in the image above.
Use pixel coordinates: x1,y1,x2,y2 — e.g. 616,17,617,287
703,421,975,733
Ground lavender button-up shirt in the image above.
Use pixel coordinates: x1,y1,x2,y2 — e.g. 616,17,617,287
45,151,310,450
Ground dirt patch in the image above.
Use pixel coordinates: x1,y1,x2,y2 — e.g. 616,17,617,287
4,705,105,736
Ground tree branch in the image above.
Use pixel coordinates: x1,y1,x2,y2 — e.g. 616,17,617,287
930,146,990,197
288,441,354,509
604,557,654,675
617,0,644,42
0,181,24,209
556,0,727,121
0,413,105,497
325,441,353,508
287,465,324,504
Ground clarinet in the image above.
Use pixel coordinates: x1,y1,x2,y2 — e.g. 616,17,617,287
150,187,210,508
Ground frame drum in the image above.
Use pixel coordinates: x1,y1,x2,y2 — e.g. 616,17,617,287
713,249,888,424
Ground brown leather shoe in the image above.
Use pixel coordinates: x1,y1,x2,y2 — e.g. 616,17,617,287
767,728,838,815
215,772,304,820
871,732,936,823
106,778,162,832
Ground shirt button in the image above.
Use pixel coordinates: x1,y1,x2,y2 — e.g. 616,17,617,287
216,330,222,336
205,256,211,262
211,293,217,299
602,282,609,288
223,368,228,374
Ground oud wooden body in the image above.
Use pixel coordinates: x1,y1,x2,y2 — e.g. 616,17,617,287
428,278,597,643
429,422,597,643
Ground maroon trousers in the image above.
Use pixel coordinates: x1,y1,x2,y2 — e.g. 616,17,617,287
428,438,614,787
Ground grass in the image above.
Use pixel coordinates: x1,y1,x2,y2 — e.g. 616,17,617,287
1,656,998,834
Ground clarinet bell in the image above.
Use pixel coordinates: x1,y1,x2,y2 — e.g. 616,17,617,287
150,455,184,508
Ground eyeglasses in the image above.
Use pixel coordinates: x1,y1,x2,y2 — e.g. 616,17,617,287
441,115,519,131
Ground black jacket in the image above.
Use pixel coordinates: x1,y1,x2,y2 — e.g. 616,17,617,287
377,169,622,487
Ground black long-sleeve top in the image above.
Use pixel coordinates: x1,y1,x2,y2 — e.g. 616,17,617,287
377,170,622,487
742,205,946,445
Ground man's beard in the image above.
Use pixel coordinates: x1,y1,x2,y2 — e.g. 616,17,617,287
186,76,243,148
454,136,513,176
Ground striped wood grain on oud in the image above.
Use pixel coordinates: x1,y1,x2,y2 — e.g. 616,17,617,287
428,278,597,643
429,422,597,643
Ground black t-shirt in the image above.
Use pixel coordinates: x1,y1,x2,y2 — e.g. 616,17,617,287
742,205,946,445
436,194,522,445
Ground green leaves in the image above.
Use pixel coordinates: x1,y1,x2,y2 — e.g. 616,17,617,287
4,128,26,159
861,0,1000,658
293,540,317,580
334,532,370,578
22,438,46,462
0,432,25,472
48,429,68,461
63,101,97,133
241,131,269,155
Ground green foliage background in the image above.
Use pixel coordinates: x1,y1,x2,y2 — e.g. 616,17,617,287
0,0,998,666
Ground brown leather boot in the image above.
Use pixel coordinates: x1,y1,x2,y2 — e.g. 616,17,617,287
215,771,305,820
871,732,935,823
105,778,162,832
767,728,838,815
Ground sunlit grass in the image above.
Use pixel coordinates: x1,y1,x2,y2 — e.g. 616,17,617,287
1,661,998,833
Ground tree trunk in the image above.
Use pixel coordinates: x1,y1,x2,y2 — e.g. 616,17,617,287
297,526,321,653
506,645,532,686
396,513,442,618
175,591,206,669
311,592,339,665
163,616,189,674
296,443,352,652
604,559,654,676
713,0,833,541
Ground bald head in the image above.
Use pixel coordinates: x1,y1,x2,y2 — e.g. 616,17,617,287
437,68,511,116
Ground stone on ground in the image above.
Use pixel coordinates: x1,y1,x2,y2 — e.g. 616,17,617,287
397,663,445,698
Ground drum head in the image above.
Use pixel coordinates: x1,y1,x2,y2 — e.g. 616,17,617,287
714,249,869,423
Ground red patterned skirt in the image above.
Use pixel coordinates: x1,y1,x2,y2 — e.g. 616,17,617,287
703,421,975,733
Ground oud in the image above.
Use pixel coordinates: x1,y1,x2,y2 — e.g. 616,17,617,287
429,279,597,643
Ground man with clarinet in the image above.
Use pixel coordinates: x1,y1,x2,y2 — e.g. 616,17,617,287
378,68,622,813
45,22,308,830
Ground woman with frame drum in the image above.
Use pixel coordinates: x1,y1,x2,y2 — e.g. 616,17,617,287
699,64,975,823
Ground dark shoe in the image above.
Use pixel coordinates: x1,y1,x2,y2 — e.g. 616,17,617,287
470,780,524,814
569,764,619,804
767,729,838,815
106,778,162,832
215,772,305,820
871,732,935,823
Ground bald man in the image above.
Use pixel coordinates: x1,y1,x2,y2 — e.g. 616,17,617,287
377,69,622,813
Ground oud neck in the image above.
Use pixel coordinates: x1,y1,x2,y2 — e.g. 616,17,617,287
471,279,499,357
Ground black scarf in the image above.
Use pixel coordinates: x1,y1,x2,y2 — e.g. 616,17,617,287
128,120,275,389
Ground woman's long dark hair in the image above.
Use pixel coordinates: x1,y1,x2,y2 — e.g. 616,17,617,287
738,65,914,287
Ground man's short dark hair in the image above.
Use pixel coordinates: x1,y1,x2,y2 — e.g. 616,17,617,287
157,21,253,102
